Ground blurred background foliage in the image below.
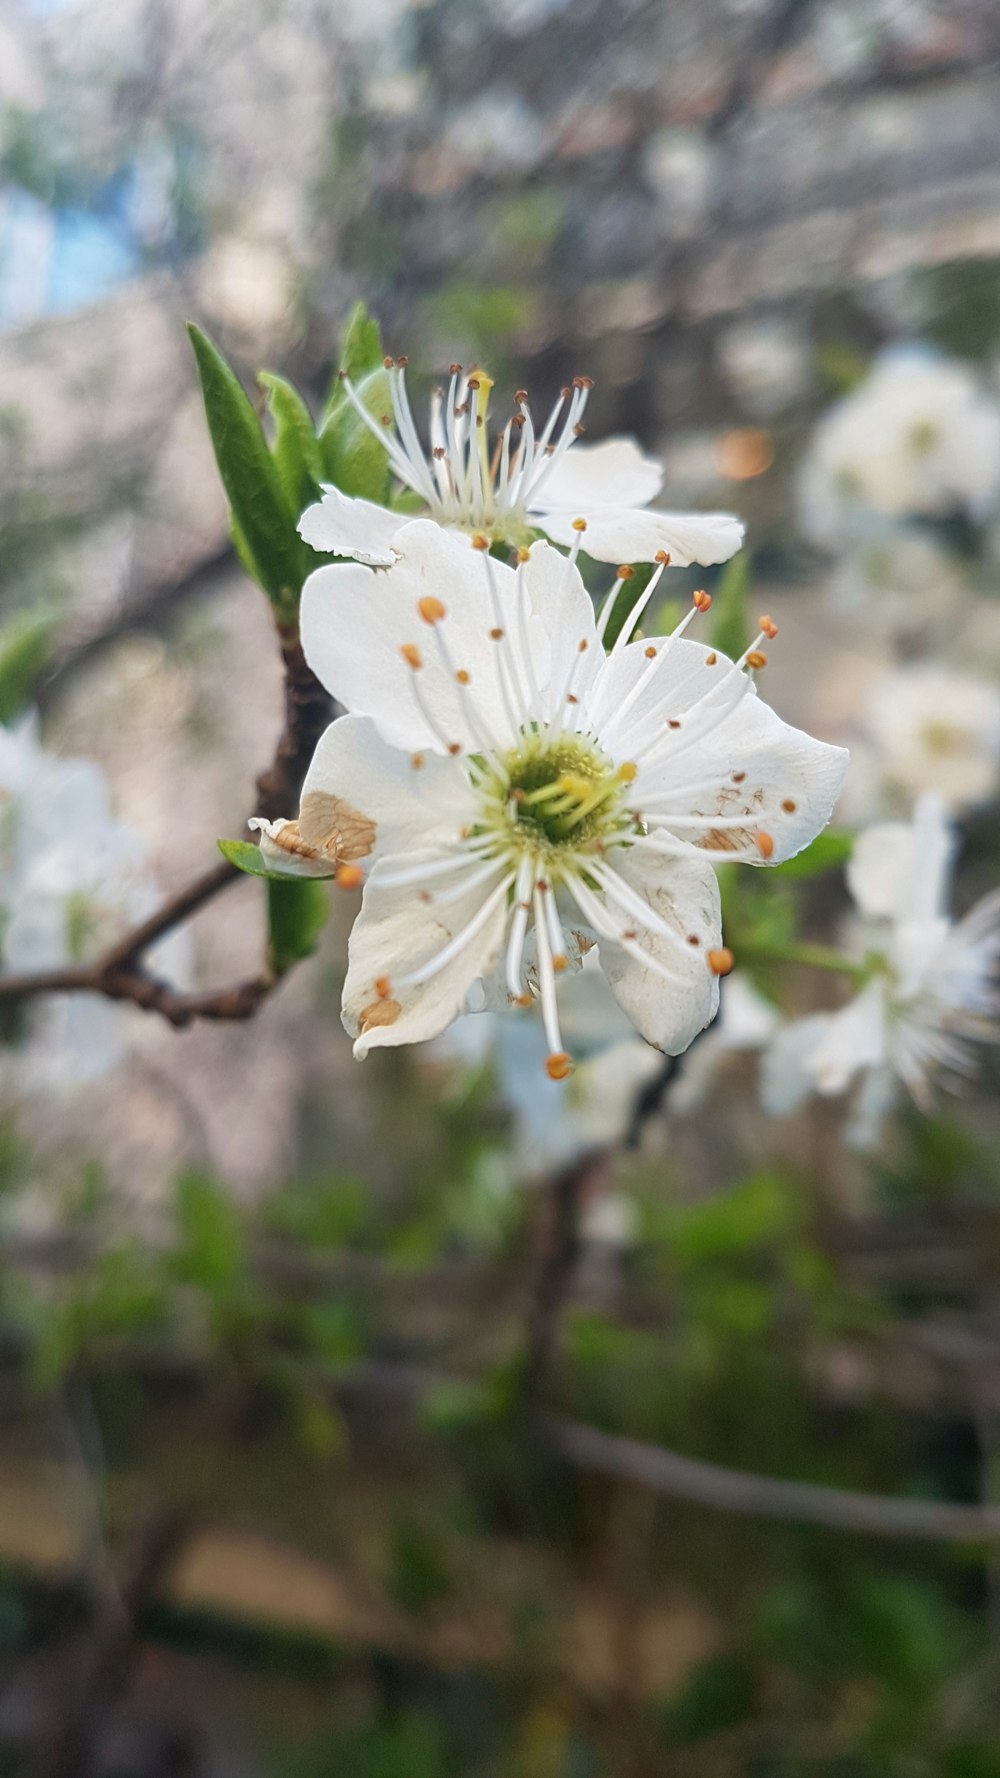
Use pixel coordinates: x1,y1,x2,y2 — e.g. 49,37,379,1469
4,0,1000,1774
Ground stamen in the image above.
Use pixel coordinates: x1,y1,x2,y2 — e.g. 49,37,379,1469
335,864,364,889
505,853,535,999
533,880,566,1060
393,873,513,990
707,948,734,976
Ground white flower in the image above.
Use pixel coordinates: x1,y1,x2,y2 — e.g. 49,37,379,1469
668,972,780,1114
436,954,663,1176
761,796,1000,1144
256,520,848,1073
798,347,1000,550
866,664,1000,813
299,362,743,568
0,713,189,1092
826,526,966,643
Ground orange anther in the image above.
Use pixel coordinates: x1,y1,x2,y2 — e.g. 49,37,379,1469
571,517,588,532
754,831,775,860
645,646,657,658
693,589,712,612
455,669,470,685
546,1051,573,1080
335,864,364,890
617,564,635,580
418,595,446,624
400,643,422,670
781,798,797,813
552,954,568,973
654,550,671,565
411,753,424,769
706,948,735,977
746,650,768,670
490,627,504,640
516,546,531,563
759,614,778,639
471,533,490,551
374,975,392,999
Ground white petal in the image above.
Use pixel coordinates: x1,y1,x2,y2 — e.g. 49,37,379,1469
760,1016,836,1115
520,541,601,709
298,486,404,567
594,845,722,1053
532,437,664,514
248,818,339,878
538,506,744,567
303,715,477,859
802,981,888,1096
300,519,534,754
342,853,510,1056
596,638,849,864
848,795,955,924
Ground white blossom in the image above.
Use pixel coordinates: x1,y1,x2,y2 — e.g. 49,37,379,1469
798,347,1000,551
761,796,1000,1145
0,713,188,1091
256,521,848,1075
668,972,780,1114
299,363,743,568
865,664,1000,813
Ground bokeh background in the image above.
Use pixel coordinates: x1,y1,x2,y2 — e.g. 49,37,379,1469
4,0,1000,1773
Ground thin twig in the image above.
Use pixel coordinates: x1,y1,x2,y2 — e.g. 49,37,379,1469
521,1149,604,1399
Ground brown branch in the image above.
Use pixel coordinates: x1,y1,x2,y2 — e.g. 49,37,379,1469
546,1419,1000,1543
521,1149,605,1399
1,614,331,1024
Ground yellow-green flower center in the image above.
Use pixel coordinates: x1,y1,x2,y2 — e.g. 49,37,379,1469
475,731,635,865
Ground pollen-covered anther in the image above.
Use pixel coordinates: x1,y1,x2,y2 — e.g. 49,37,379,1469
335,864,364,890
417,595,446,624
707,948,735,977
759,615,779,639
746,650,768,670
754,831,775,860
400,643,422,670
617,564,635,581
617,762,638,782
546,1051,573,1081
471,533,490,552
571,517,588,533
693,589,712,612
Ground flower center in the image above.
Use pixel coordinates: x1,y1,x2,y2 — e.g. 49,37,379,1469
475,731,635,868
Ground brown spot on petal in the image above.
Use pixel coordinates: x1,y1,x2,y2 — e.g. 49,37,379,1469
300,792,377,864
358,996,402,1032
700,827,743,853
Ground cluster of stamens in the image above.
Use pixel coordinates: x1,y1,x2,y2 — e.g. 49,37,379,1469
348,496,786,1079
337,357,595,541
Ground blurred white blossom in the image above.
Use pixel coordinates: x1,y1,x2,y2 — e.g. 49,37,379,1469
865,664,1000,813
762,796,1000,1145
0,713,188,1092
798,348,1000,550
669,973,780,1114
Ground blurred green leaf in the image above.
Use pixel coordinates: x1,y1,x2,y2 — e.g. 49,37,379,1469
660,1654,758,1745
320,364,393,503
666,1173,800,1264
321,299,384,424
217,837,298,882
188,323,304,619
772,828,852,880
267,875,329,976
815,340,870,392
259,371,324,524
387,1518,454,1616
0,612,57,722
708,552,748,661
173,1170,246,1293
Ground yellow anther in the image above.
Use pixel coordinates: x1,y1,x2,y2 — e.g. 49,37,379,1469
471,533,490,551
746,650,768,670
516,546,530,563
617,762,638,783
400,643,422,670
418,595,446,624
707,948,735,977
552,954,569,973
456,669,470,685
571,517,588,533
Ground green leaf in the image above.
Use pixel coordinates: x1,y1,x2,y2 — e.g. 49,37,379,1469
321,300,384,425
771,828,852,880
217,837,298,882
0,612,57,722
708,551,748,661
187,323,304,619
319,364,393,503
259,371,324,524
267,875,329,975
173,1169,246,1293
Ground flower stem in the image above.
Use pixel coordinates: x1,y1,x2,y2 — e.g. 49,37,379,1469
738,941,868,987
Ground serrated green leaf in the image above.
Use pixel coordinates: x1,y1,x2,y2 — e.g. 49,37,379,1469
319,364,393,503
217,837,296,881
708,551,748,661
267,875,329,975
188,323,304,619
321,300,384,425
772,829,852,880
0,613,57,722
259,371,324,524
